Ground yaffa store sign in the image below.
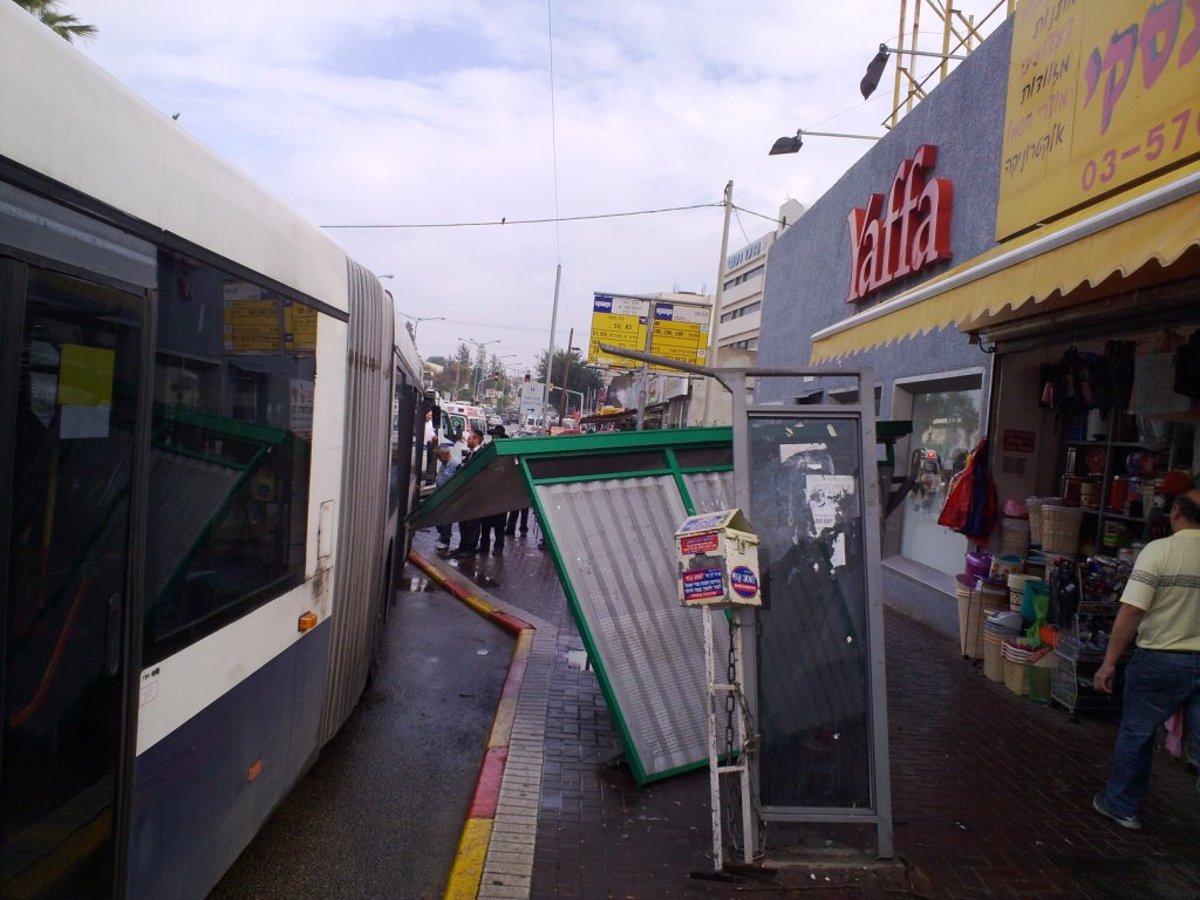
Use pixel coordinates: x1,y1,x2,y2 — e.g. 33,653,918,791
845,143,954,304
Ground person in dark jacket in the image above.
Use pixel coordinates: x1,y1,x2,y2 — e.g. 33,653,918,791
481,424,509,555
451,427,486,557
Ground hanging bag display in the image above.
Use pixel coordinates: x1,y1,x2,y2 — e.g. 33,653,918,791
1134,330,1191,416
937,437,997,545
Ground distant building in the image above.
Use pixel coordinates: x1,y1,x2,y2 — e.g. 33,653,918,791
689,199,803,426
714,199,804,357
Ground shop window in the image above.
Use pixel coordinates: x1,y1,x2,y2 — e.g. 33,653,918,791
895,372,983,577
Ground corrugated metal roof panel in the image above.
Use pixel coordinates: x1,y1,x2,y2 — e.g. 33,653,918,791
682,470,735,515
537,476,730,782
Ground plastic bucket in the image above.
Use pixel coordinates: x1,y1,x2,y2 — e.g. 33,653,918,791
955,575,974,656
983,631,1006,682
965,551,992,580
1003,657,1029,695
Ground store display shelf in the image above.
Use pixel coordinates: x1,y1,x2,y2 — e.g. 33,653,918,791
1051,664,1122,716
1097,510,1146,522
1064,439,1148,448
1054,636,1105,663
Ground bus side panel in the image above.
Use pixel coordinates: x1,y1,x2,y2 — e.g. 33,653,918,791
318,261,394,745
127,621,331,900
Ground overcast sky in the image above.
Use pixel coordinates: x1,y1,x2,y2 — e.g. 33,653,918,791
66,0,1008,375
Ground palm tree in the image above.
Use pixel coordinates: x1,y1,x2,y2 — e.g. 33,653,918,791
12,0,97,42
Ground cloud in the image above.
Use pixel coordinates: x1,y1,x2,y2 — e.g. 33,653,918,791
67,0,1007,370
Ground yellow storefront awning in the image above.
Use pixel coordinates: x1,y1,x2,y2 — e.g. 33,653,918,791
809,160,1200,364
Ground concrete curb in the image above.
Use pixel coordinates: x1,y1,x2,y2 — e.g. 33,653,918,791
409,551,556,900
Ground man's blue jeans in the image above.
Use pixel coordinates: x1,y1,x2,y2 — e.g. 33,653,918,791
1104,648,1200,817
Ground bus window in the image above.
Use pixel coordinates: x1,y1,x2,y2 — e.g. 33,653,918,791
143,251,313,663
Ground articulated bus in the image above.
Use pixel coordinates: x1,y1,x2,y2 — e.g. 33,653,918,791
1,6,427,897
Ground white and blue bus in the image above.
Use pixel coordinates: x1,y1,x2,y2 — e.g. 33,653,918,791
0,6,426,897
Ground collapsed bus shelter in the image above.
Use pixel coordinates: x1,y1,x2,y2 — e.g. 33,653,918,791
411,363,894,862
410,428,736,784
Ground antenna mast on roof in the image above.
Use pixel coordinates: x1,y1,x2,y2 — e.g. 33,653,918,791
879,1,1016,129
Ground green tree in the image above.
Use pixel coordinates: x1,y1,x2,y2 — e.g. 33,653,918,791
536,349,604,416
13,0,97,42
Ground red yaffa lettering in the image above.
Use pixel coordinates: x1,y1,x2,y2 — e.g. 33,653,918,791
845,144,953,303
909,177,954,270
845,193,882,303
881,158,916,281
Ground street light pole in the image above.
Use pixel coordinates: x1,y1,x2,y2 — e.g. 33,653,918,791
401,313,445,346
457,336,501,403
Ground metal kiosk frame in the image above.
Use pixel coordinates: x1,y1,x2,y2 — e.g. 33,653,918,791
601,345,893,862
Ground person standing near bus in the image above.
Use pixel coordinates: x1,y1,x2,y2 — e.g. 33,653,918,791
480,425,509,555
432,445,459,551
1092,488,1200,831
451,427,486,557
423,409,439,483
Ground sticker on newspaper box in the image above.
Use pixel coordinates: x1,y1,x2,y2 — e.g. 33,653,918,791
682,567,725,601
730,565,759,598
679,533,720,555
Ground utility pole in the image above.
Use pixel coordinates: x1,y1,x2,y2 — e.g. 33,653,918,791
700,181,733,426
558,327,574,422
541,265,562,433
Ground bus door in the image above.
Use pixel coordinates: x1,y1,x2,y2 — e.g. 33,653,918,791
1,260,147,899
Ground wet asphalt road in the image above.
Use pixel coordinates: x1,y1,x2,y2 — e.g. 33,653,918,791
208,562,513,900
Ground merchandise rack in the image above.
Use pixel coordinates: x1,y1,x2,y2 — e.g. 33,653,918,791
1050,599,1126,720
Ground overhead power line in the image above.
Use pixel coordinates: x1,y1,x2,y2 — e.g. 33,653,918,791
320,202,726,230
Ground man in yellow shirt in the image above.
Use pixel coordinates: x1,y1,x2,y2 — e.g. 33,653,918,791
1093,488,1200,830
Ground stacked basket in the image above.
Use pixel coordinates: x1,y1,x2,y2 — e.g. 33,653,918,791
983,610,1022,682
1025,496,1045,546
1001,639,1050,695
1003,643,1041,696
999,515,1030,558
1041,505,1084,555
1025,496,1062,548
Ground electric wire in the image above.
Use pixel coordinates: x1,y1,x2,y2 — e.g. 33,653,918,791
321,202,723,230
733,207,751,249
731,204,785,226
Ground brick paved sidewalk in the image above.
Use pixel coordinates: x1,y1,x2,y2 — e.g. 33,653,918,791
416,527,1200,899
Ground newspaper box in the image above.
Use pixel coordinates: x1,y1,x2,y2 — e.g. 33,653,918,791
674,509,761,608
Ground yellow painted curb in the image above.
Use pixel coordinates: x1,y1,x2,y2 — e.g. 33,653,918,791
487,697,518,750
444,817,492,900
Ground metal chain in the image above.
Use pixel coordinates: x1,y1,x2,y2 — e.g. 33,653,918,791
722,613,766,861
724,615,737,758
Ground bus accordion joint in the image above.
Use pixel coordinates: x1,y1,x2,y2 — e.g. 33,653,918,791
297,611,319,633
